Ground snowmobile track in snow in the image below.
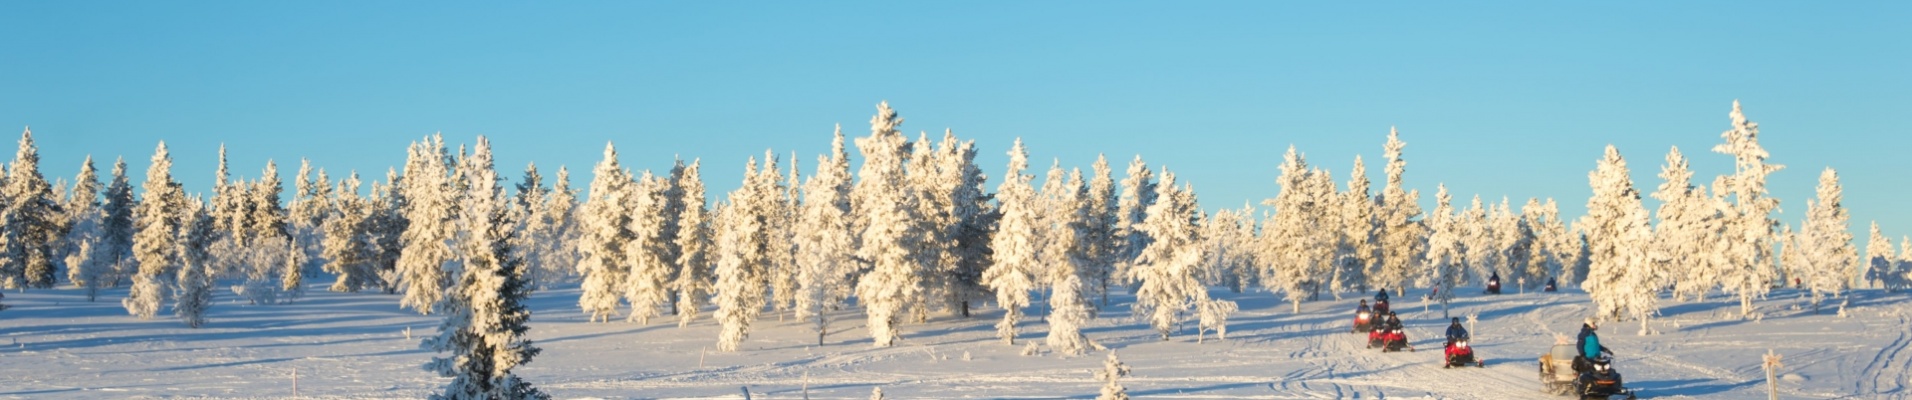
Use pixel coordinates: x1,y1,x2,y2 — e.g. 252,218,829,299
1857,313,1911,396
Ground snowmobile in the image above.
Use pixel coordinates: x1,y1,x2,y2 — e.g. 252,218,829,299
1353,309,1375,333
1366,327,1387,348
1443,339,1483,368
1380,327,1412,352
1571,355,1636,399
1484,277,1502,295
1372,299,1390,316
1539,344,1579,395
1543,280,1558,292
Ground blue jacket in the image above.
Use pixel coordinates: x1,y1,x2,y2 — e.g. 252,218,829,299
1576,325,1607,358
1445,324,1469,341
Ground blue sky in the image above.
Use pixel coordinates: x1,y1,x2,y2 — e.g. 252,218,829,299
3,2,1908,250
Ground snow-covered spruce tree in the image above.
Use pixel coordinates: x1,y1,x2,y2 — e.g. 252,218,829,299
289,160,332,278
368,169,409,293
713,157,778,351
1421,185,1463,317
125,142,188,319
796,129,855,344
323,172,380,293
3,128,64,289
1203,205,1256,293
1112,155,1157,299
1519,198,1561,290
1652,147,1723,302
420,136,549,400
1332,155,1377,296
399,136,459,313
1711,101,1784,317
281,235,306,301
100,157,137,287
851,102,927,347
1580,145,1661,334
622,172,674,324
234,161,292,305
1897,238,1912,291
671,160,712,327
534,166,581,287
1260,146,1334,312
1372,127,1425,296
1079,154,1121,309
984,138,1041,345
1042,165,1095,355
1795,168,1855,310
1095,350,1131,400
759,152,800,320
937,131,993,318
1495,198,1535,290
63,156,108,300
509,163,547,287
1866,223,1894,291
577,143,634,322
1130,171,1230,340
909,131,979,321
656,161,688,312
1456,195,1491,287
175,198,216,328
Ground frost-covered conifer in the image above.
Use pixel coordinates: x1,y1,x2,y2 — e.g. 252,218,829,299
1130,171,1229,340
757,151,800,319
64,156,108,300
796,129,855,344
175,198,216,328
1866,223,1894,291
1041,164,1094,355
1096,351,1131,400
125,142,187,319
3,128,63,289
399,136,460,313
324,172,380,292
1372,128,1425,295
577,143,634,322
1652,147,1723,301
1261,146,1333,312
1794,168,1855,310
851,102,926,347
1332,156,1377,295
713,157,778,351
1421,185,1463,317
937,131,993,317
1494,198,1535,289
622,172,674,324
1517,198,1559,290
531,166,580,287
1113,155,1156,296
672,160,712,327
421,136,548,400
1712,101,1784,317
1080,155,1121,307
367,169,408,293
1580,145,1660,334
984,138,1040,345
100,157,137,286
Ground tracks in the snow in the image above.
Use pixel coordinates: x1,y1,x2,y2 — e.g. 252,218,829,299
1857,313,1911,396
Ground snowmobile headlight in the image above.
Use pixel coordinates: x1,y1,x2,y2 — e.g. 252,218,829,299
1358,312,1369,318
1595,363,1608,372
1458,341,1468,349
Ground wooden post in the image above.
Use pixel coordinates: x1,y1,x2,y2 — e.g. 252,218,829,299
1763,349,1783,400
293,367,299,399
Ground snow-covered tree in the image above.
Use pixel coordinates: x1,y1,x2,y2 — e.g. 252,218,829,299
125,142,188,319
937,131,993,318
577,143,634,322
233,161,294,305
1898,237,1912,292
100,157,137,287
795,129,855,344
1260,146,1334,312
175,198,216,328
672,160,712,327
984,138,1040,345
1793,168,1855,310
1332,156,1377,295
289,160,332,278
1080,154,1121,308
1203,205,1257,293
526,166,580,288
1113,155,1157,298
712,154,782,350
1711,101,1784,317
1421,185,1463,317
1372,128,1425,295
323,172,382,292
622,172,674,324
1041,164,1094,355
1095,351,1131,400
851,102,927,347
1456,195,1491,287
3,128,64,289
1580,145,1660,334
421,136,549,400
1519,198,1565,290
63,156,109,300
758,152,799,319
367,169,408,293
1130,171,1230,340
399,136,459,313
1652,147,1726,302
1866,223,1895,291
1494,198,1536,290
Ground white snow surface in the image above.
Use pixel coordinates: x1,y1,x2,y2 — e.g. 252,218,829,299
0,283,1904,399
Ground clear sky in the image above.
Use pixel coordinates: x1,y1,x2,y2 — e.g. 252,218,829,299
3,2,1907,252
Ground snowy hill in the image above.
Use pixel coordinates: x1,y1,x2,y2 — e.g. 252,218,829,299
0,283,1903,399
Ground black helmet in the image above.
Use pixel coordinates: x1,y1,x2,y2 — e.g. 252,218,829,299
1452,317,1461,324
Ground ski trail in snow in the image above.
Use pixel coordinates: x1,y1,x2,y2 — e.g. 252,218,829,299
1858,313,1911,396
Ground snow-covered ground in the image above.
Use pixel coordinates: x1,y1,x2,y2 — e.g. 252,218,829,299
0,283,1903,399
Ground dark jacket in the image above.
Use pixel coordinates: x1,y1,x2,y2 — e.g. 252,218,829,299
1445,324,1469,342
1375,290,1391,303
1385,316,1403,330
1576,324,1608,359
1356,304,1372,314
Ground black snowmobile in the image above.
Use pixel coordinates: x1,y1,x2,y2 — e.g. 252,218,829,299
1571,355,1637,400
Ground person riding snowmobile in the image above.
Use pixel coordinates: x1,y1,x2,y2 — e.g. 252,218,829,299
1353,300,1375,333
1485,272,1502,294
1575,318,1611,372
1544,276,1558,292
1444,317,1469,346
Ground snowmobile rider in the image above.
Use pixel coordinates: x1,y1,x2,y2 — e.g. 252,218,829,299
1545,276,1558,292
1444,317,1469,346
1577,318,1610,360
1384,311,1403,331
1375,288,1390,303
1357,299,1371,314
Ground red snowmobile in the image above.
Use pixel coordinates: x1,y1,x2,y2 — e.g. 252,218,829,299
1379,327,1412,352
1353,309,1375,333
1444,339,1484,368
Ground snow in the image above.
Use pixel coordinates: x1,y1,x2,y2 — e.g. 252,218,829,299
2,282,1905,398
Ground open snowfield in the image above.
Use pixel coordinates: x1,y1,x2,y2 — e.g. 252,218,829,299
1,282,1905,399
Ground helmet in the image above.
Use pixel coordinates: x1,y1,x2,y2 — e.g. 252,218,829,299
1585,317,1598,329
1452,317,1461,324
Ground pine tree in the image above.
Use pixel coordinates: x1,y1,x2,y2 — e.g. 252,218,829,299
100,157,137,287
672,160,712,327
1261,146,1333,312
1866,223,1894,291
796,129,855,344
125,142,187,319
399,136,460,313
1113,155,1157,296
235,161,293,305
713,156,778,351
1653,147,1719,301
757,151,800,319
421,136,549,400
1042,164,1094,355
1457,195,1492,287
1421,185,1463,317
851,102,926,347
1712,101,1784,317
1080,155,1121,309
1519,198,1561,290
939,131,993,318
577,143,634,322
368,169,408,293
1130,171,1229,340
289,160,332,278
1373,127,1425,296
1333,155,1377,295
984,138,1040,345
1897,237,1912,291
1095,351,1131,400
1495,198,1535,290
1795,168,1855,310
1581,145,1660,334
3,128,64,289
622,172,673,324
64,156,108,300
175,198,216,328
324,172,380,292
532,166,581,288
